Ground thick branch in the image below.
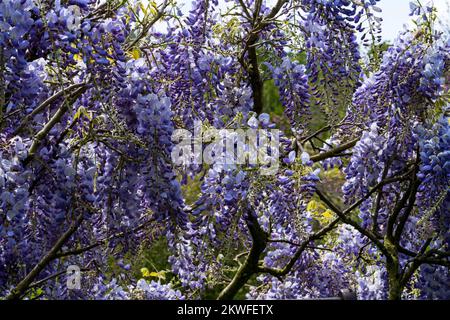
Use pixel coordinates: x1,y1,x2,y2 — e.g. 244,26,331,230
237,0,252,20
299,125,331,145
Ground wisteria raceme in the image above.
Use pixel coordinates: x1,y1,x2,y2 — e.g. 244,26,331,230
348,27,449,131
248,131,336,299
332,225,389,300
117,59,187,226
168,115,272,292
134,279,185,300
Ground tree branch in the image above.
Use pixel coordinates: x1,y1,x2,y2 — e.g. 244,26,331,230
5,215,84,300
